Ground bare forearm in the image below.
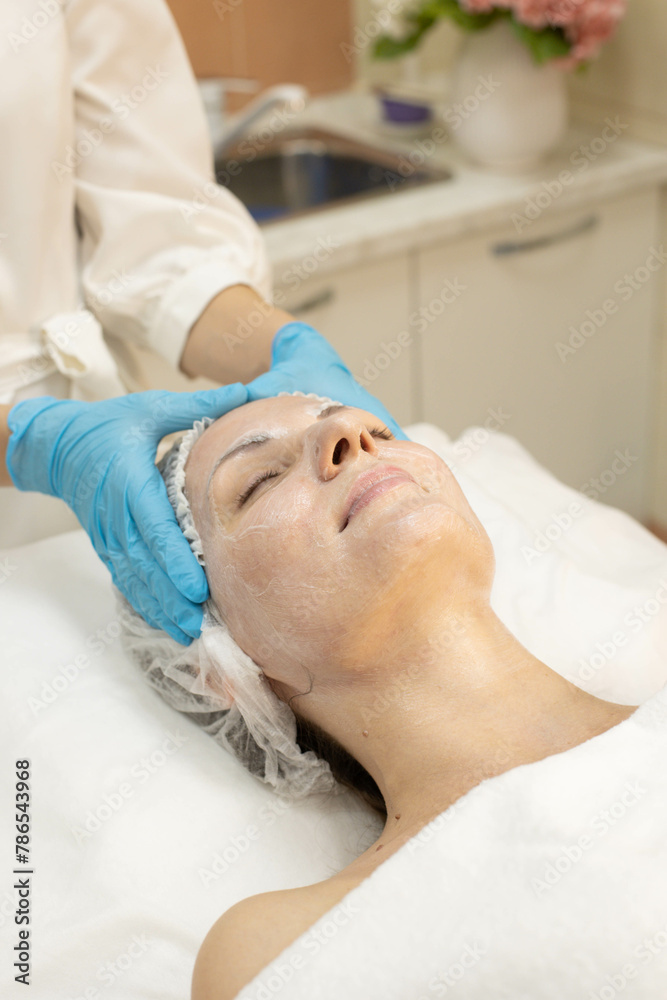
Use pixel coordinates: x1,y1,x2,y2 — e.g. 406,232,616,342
179,283,297,384
1,405,13,487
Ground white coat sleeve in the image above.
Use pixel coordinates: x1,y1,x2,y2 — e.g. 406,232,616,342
64,0,273,369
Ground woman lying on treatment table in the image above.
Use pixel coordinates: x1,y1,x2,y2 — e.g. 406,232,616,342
119,390,639,1000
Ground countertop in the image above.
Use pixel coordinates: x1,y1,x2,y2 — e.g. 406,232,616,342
256,88,667,278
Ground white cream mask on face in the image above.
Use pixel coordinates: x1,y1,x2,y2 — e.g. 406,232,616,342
186,392,492,716
121,390,492,800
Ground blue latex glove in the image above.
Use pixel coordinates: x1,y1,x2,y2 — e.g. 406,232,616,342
6,386,248,644
245,322,410,440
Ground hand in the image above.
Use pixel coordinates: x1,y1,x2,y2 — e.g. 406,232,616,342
6,387,249,644
244,322,409,440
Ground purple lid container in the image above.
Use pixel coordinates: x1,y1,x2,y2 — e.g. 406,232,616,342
379,93,433,124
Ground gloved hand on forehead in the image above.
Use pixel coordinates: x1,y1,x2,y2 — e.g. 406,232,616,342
6,385,249,645
245,321,410,440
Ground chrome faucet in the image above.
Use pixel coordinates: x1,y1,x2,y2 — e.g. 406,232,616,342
198,78,308,159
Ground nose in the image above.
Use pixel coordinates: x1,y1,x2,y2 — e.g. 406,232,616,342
308,412,379,481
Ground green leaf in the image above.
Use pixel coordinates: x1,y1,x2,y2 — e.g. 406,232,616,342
371,8,438,60
371,1,572,63
372,0,500,59
372,25,431,60
508,18,571,64
421,0,499,32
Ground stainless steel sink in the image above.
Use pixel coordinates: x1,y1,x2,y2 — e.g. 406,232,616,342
214,126,452,225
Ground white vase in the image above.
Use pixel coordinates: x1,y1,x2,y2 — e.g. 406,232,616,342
448,19,569,171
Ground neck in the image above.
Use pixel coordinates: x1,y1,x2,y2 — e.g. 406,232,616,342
305,603,637,851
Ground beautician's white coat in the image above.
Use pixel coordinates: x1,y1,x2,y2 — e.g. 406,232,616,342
0,0,272,544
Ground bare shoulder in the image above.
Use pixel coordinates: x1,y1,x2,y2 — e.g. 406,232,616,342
191,878,356,1000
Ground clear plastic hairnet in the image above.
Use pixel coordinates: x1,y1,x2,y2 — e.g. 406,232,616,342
117,391,344,800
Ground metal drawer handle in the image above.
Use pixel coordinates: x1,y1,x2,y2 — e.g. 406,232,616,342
491,213,599,256
288,287,336,315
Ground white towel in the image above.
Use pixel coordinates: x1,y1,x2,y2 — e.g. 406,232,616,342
242,682,667,999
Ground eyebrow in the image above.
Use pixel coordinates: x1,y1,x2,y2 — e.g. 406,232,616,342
205,402,349,497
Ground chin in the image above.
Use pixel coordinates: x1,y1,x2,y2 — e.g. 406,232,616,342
356,495,494,603
353,489,468,550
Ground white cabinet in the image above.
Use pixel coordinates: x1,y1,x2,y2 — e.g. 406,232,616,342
416,188,663,520
273,251,415,426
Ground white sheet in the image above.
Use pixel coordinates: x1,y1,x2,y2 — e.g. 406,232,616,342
2,421,667,1000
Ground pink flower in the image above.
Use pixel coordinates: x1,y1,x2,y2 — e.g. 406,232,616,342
458,0,626,64
510,0,554,28
567,0,627,62
459,0,497,11
460,0,547,22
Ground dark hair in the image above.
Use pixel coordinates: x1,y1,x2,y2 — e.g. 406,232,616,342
293,710,387,820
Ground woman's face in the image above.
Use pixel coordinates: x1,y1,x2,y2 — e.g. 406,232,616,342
184,395,494,698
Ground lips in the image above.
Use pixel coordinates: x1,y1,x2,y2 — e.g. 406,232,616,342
340,465,416,531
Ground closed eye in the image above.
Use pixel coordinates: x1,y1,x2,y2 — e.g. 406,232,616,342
234,425,394,508
234,468,281,507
